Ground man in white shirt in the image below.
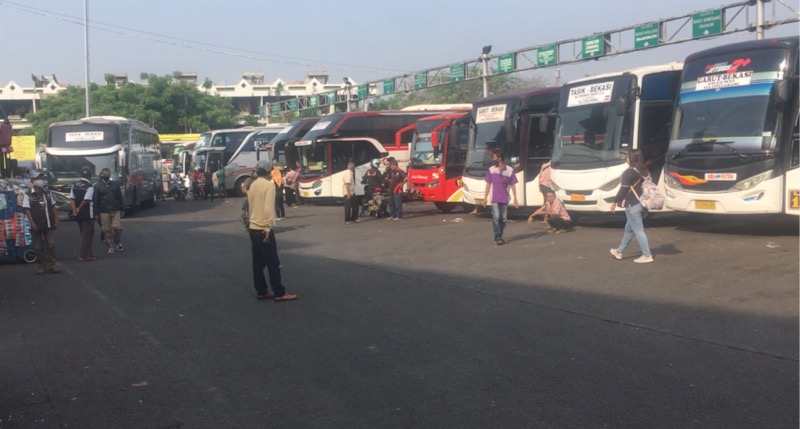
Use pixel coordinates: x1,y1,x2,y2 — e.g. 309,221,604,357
342,162,360,224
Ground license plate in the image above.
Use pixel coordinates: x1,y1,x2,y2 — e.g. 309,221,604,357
695,200,716,210
570,194,585,202
302,192,310,198
475,199,485,206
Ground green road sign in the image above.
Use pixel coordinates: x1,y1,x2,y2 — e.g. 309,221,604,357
309,96,318,108
537,45,557,67
271,102,280,115
383,79,394,94
288,99,298,112
450,64,465,82
498,53,515,73
326,92,336,105
357,84,368,99
634,23,660,49
258,105,265,117
693,9,722,38
582,34,606,59
414,73,427,89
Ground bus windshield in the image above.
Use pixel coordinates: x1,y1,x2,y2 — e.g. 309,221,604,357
47,153,118,181
465,103,512,174
411,119,446,167
551,76,634,169
668,48,789,159
298,143,327,178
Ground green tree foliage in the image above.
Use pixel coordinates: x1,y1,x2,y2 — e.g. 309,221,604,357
27,73,240,144
370,74,548,110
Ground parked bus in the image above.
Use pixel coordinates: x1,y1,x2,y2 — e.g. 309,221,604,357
407,112,471,212
461,87,560,208
269,117,321,168
192,128,253,162
294,109,465,201
42,116,161,210
664,37,799,216
549,63,683,213
223,124,288,196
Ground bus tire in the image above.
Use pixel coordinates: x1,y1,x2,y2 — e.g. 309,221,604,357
234,177,248,198
434,202,456,213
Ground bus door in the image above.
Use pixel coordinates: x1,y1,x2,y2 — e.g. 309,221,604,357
444,117,470,183
328,138,384,197
523,113,556,207
785,117,800,215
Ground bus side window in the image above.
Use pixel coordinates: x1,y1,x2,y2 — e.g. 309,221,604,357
331,142,352,173
791,138,799,169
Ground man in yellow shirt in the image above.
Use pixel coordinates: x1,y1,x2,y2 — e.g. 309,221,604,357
247,161,297,302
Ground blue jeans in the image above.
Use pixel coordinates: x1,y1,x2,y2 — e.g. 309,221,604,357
491,203,508,240
617,203,651,257
391,194,403,219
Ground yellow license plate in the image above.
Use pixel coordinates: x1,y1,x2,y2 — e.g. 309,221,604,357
570,194,585,202
475,199,485,206
695,200,716,210
302,192,310,198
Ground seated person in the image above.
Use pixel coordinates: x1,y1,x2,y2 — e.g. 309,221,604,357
527,190,573,233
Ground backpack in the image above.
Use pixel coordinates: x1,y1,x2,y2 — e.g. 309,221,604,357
631,174,665,210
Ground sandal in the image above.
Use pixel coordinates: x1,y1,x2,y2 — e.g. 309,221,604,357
273,294,298,302
36,267,47,275
49,266,63,274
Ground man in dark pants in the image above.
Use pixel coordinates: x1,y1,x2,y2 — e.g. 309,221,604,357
69,167,96,261
23,172,61,274
247,160,297,302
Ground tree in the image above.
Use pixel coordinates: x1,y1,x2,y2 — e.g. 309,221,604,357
27,73,241,143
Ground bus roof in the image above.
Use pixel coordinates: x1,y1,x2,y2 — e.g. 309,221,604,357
474,86,561,106
417,112,470,123
565,62,683,86
684,36,798,62
401,104,472,111
50,116,155,132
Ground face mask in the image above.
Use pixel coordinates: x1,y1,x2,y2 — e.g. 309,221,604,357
33,180,45,188
102,176,110,182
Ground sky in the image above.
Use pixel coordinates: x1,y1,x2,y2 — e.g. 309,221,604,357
0,0,797,89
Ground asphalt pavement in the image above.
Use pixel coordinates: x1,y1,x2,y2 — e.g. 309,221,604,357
1,197,798,428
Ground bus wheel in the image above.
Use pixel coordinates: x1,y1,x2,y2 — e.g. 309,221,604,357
23,249,37,264
434,202,456,213
234,177,248,198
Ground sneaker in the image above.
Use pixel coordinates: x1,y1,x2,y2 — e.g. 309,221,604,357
494,238,504,245
117,244,124,251
108,248,115,254
634,255,654,264
609,249,623,260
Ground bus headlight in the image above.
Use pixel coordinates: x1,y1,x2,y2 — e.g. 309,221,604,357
664,175,680,189
734,171,772,191
312,180,322,189
598,176,621,192
428,181,440,188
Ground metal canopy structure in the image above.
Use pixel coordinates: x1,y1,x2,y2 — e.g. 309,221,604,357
269,1,798,116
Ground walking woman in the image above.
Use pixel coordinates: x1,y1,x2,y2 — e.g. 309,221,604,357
609,150,653,263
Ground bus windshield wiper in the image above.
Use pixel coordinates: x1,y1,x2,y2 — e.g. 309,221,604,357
670,139,746,161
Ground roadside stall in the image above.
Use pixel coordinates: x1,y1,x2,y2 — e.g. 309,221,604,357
0,178,36,263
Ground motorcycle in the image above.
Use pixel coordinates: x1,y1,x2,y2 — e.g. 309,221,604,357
362,185,389,218
171,182,187,201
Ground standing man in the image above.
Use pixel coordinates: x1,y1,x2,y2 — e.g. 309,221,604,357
94,168,125,255
387,160,407,221
215,167,226,199
343,162,359,224
483,148,518,245
23,172,61,274
69,167,97,261
247,160,297,302
204,168,214,201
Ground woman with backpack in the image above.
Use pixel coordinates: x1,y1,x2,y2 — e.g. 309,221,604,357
609,149,653,264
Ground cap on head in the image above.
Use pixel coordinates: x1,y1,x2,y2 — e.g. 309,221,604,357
80,167,92,179
33,171,46,179
255,160,271,176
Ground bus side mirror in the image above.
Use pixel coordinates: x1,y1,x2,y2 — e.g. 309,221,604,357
539,116,550,133
773,80,789,105
615,96,629,116
431,132,439,150
118,149,126,168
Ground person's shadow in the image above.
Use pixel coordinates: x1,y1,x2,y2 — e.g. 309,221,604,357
650,243,681,256
509,231,549,243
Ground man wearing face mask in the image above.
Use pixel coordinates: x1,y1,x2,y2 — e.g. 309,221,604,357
23,172,61,274
94,168,125,254
69,167,97,261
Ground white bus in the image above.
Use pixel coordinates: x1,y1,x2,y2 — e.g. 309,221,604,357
549,63,683,213
43,116,162,210
664,37,799,216
296,137,387,200
460,87,560,208
222,124,288,196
